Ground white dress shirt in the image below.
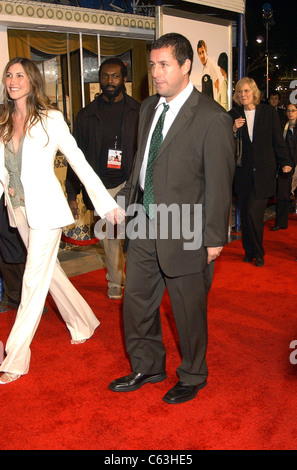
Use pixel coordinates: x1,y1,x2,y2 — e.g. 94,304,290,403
244,108,256,142
139,81,194,190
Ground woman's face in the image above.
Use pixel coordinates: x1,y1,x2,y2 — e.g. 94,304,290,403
5,63,31,104
286,105,297,124
237,83,254,109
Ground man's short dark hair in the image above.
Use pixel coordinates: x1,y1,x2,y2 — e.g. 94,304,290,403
99,57,128,80
197,39,206,51
151,33,193,75
269,91,281,100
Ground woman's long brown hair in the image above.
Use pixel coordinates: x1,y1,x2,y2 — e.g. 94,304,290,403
0,57,57,144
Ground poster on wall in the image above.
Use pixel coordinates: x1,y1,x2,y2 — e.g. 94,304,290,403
157,8,233,111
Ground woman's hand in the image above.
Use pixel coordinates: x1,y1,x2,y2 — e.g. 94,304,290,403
233,117,245,133
105,207,126,225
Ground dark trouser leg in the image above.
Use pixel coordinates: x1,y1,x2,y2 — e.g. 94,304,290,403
123,234,167,375
275,200,290,228
0,253,24,305
275,171,293,228
165,263,214,385
238,187,268,258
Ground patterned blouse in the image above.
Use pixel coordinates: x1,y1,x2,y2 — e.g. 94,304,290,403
4,137,25,209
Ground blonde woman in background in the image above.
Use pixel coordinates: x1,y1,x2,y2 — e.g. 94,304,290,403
229,77,292,267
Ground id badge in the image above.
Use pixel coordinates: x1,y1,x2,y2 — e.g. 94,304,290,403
107,148,122,169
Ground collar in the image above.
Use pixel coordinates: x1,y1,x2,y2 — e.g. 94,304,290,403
154,81,194,116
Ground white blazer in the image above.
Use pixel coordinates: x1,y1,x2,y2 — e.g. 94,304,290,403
0,110,118,230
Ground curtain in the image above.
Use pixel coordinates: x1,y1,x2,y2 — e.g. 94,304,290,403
7,30,148,103
7,29,149,242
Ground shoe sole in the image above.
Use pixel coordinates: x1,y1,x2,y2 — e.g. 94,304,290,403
108,288,123,300
109,373,167,392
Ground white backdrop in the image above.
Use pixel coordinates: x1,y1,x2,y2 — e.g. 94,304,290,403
182,0,245,14
159,9,232,109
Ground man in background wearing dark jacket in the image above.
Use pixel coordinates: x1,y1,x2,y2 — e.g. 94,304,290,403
66,58,140,300
0,196,26,312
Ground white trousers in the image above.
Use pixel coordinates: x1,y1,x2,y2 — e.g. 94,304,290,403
0,207,99,375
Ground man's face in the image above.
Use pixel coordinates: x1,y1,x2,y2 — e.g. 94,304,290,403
269,94,280,108
100,63,125,101
149,46,190,102
198,46,207,66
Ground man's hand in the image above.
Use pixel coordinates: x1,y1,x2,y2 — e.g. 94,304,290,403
105,207,126,225
282,166,292,173
207,246,223,264
69,200,79,220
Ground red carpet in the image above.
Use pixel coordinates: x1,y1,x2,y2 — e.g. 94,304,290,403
1,215,297,450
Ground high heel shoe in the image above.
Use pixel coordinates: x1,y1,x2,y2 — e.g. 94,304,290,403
0,373,21,384
70,339,86,345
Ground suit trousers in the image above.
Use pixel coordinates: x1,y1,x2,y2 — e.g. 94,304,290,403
0,207,99,375
237,185,268,258
0,253,24,305
99,182,126,288
123,215,213,386
275,170,293,228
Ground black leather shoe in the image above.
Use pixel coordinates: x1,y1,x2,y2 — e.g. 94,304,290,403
0,299,19,309
270,226,286,231
255,257,264,267
109,372,167,392
162,380,207,404
0,305,12,313
243,256,254,263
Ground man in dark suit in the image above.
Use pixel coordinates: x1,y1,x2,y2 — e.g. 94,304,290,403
269,97,295,231
109,33,235,404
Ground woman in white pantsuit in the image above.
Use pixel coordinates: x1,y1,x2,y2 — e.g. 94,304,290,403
0,58,125,384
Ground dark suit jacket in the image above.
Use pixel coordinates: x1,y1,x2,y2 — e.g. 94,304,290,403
119,88,235,277
277,107,285,127
229,104,291,199
284,123,297,167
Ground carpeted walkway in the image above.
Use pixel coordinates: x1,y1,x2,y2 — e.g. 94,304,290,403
0,216,297,450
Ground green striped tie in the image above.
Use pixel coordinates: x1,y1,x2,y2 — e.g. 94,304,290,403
143,103,169,219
